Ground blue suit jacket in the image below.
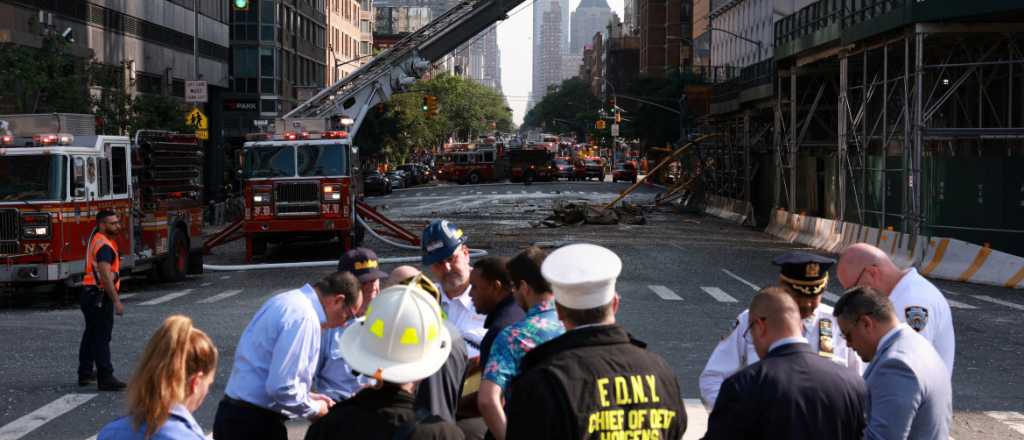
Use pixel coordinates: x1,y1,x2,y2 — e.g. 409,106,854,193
864,326,952,440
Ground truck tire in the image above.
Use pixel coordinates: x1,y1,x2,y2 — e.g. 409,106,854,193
159,230,188,282
351,220,366,248
468,172,481,185
252,236,267,257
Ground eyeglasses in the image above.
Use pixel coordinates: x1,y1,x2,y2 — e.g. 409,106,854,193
845,265,873,289
743,316,766,339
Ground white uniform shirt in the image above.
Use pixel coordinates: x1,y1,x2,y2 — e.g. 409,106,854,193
698,303,864,409
440,284,487,358
224,284,325,418
889,268,955,376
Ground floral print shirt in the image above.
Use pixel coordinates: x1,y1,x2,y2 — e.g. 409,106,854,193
482,299,565,391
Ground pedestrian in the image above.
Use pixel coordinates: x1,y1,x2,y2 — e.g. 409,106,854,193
79,210,127,391
479,246,564,440
834,286,952,440
506,243,686,440
703,287,867,440
386,265,425,288
98,315,218,440
836,243,955,374
314,248,391,403
305,284,466,440
212,271,362,440
699,252,863,409
468,257,525,389
422,220,487,358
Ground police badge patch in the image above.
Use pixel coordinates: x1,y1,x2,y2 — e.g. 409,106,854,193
817,319,834,358
905,306,929,332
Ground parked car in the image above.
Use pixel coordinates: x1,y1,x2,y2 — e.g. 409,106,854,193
552,158,573,180
386,170,408,189
398,164,426,185
415,163,434,182
363,171,392,195
612,161,638,183
573,158,605,181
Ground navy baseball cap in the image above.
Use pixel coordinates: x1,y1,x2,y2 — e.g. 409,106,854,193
421,220,467,266
772,252,835,296
339,248,388,283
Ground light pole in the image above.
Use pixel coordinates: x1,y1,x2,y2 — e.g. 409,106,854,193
333,54,376,82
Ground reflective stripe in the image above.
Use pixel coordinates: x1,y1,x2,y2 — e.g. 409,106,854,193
82,233,120,291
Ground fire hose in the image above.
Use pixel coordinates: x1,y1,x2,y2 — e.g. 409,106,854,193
202,215,489,272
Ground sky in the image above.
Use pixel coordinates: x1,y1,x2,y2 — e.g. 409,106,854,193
496,0,625,125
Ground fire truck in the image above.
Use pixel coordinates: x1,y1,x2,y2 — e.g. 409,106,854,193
0,114,203,294
437,144,498,185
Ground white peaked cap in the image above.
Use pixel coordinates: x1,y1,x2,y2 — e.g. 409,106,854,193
541,243,622,310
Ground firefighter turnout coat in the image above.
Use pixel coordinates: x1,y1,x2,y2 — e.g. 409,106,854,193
506,324,687,440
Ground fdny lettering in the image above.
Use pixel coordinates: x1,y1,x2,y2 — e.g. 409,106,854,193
596,375,661,407
589,375,676,439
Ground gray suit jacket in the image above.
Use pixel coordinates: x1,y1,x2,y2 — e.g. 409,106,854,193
863,325,952,440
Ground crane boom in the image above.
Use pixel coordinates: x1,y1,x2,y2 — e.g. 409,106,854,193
281,0,524,137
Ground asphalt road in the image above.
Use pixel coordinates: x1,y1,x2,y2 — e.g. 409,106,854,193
1,179,1022,440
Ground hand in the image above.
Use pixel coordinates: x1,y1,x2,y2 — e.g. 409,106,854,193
114,300,125,316
309,399,330,421
310,392,336,408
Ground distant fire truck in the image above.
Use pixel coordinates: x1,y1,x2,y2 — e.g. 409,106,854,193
0,114,203,294
437,144,498,185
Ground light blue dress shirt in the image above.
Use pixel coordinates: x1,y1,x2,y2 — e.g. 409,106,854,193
314,319,373,401
98,404,205,440
223,284,326,419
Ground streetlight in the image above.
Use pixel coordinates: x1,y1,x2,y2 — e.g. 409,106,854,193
333,54,376,82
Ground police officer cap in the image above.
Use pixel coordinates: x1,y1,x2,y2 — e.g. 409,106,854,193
421,220,468,266
338,247,388,283
773,251,835,296
541,243,622,310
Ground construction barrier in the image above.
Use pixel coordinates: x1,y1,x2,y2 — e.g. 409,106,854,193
766,208,1024,289
702,195,750,224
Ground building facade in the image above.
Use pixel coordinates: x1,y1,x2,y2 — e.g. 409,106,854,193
570,0,612,55
326,0,373,85
530,0,564,106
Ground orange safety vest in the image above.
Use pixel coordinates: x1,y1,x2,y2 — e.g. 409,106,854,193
83,232,120,291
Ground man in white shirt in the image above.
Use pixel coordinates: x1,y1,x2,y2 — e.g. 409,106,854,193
837,243,955,375
422,219,487,358
213,272,362,440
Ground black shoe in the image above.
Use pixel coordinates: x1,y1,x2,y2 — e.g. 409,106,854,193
97,377,127,391
78,372,96,386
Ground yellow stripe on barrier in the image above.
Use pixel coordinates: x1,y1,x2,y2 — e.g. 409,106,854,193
958,245,992,282
921,239,949,276
1005,266,1024,289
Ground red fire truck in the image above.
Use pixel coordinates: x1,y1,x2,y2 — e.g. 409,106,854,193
437,145,497,185
235,125,363,261
0,114,203,294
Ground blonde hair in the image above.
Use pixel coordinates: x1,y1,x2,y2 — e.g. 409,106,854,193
127,315,218,439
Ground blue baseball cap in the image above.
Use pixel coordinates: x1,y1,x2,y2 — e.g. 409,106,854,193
421,220,468,266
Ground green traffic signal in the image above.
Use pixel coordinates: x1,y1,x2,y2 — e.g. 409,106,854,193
232,0,250,10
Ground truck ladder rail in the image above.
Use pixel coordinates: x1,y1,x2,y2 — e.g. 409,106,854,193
355,201,421,246
202,218,245,254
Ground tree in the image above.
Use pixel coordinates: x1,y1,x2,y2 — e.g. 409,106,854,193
522,78,602,139
94,93,192,135
0,34,92,114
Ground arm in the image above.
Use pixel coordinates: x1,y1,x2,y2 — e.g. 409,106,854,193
265,316,326,419
864,359,923,440
94,245,123,315
702,377,749,440
478,379,506,440
698,314,748,409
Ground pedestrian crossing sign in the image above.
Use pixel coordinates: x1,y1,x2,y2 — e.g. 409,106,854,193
186,108,209,140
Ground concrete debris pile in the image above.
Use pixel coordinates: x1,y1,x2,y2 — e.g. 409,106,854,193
533,200,647,228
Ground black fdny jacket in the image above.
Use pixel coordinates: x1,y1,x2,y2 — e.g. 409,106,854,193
506,324,687,440
304,385,465,440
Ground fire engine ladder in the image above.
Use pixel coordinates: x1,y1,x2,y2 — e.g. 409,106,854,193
355,201,421,246
282,0,525,137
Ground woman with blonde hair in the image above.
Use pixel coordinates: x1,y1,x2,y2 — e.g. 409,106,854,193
99,315,218,440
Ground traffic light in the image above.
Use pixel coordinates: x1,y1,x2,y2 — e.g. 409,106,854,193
427,96,439,117
615,111,621,124
421,96,429,113
595,119,606,130
232,0,250,11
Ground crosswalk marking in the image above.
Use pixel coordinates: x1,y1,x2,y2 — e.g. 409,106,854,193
118,293,136,300
721,269,760,291
139,289,194,306
200,282,213,287
682,398,709,440
648,285,682,301
0,394,96,440
700,287,738,303
985,411,1024,435
972,295,1024,311
943,297,978,310
219,275,231,280
197,289,243,304
823,291,841,303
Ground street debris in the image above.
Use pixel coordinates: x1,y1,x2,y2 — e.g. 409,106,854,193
533,200,647,228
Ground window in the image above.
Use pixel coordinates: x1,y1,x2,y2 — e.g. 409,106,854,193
260,47,275,77
111,145,128,195
234,47,258,76
97,157,110,197
261,0,275,24
73,157,86,197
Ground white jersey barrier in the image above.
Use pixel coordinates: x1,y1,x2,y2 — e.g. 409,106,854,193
766,209,1024,289
701,194,751,225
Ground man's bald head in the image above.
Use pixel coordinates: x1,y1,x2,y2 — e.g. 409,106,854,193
385,265,422,288
748,287,804,358
837,243,903,293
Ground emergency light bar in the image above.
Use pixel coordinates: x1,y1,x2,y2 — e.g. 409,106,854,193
244,131,349,142
1,134,12,145
32,133,74,146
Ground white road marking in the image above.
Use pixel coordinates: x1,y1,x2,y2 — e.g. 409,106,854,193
0,394,96,440
414,192,422,197
198,289,243,304
490,191,498,194
118,293,136,299
682,399,709,440
985,411,1024,435
475,191,482,195
971,295,1024,311
942,289,962,296
721,269,760,291
521,190,527,194
200,282,213,287
139,289,195,306
219,275,231,280
823,291,841,303
943,298,978,310
700,287,738,303
648,285,682,301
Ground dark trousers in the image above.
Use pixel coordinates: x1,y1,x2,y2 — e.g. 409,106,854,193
78,286,114,378
214,398,288,440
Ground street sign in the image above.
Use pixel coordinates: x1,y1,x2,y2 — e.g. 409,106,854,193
186,108,209,140
186,81,208,103
611,123,620,137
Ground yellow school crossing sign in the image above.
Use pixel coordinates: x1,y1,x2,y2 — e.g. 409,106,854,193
186,107,209,140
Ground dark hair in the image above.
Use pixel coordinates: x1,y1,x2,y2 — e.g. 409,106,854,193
556,302,613,327
833,286,895,323
472,256,511,289
507,246,550,294
315,271,361,308
97,210,117,223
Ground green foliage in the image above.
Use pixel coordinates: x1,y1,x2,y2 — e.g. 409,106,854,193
94,93,191,135
621,71,689,148
523,78,602,139
0,35,92,114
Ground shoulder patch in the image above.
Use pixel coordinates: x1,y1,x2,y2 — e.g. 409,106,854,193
905,306,929,332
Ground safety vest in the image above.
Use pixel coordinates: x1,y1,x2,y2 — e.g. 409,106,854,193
82,232,120,291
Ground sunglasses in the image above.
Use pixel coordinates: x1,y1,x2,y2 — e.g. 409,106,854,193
743,316,766,339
